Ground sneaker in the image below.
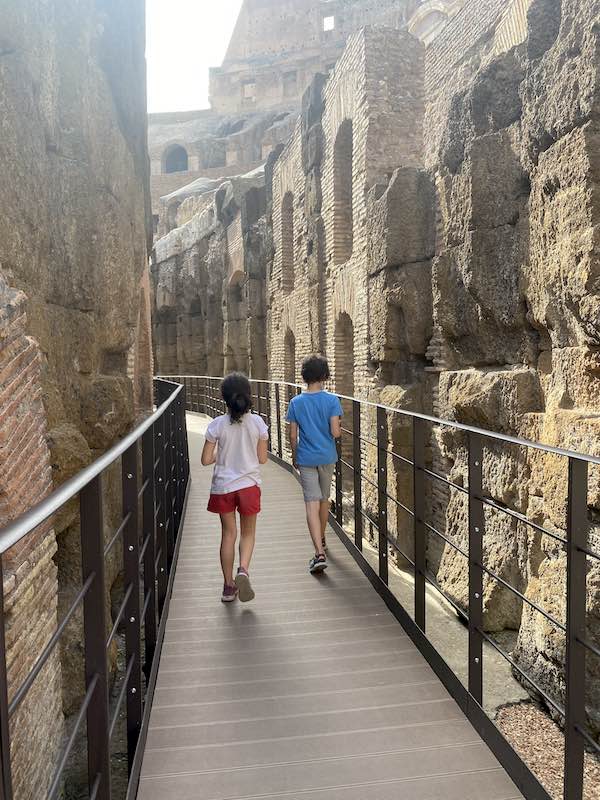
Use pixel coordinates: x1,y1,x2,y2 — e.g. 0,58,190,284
235,568,255,603
309,554,328,575
221,584,238,603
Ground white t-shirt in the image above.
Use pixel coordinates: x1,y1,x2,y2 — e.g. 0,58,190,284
205,412,269,494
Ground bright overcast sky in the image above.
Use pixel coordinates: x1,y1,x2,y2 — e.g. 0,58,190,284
146,0,244,113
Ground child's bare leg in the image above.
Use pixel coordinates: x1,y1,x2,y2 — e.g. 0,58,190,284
220,512,237,585
239,514,257,572
319,500,329,538
306,501,325,555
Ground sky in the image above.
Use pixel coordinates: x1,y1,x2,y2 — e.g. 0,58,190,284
146,0,244,113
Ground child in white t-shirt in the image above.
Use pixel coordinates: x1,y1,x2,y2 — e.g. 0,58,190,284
201,373,269,603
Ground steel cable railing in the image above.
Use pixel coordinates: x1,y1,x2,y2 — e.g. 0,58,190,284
0,378,190,800
167,374,600,800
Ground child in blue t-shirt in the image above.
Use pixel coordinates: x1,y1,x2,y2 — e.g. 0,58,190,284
286,355,343,574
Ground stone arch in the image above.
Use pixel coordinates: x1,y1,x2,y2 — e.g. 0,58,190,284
333,119,354,265
407,1,463,45
281,191,295,292
162,143,189,174
334,312,355,466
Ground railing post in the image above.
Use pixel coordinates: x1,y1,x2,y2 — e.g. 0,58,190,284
121,445,142,772
256,383,263,426
165,402,175,567
79,476,111,799
0,558,13,800
468,432,484,705
266,384,272,452
156,412,168,613
141,426,157,680
275,383,282,458
564,456,588,800
353,400,363,551
172,395,182,538
377,405,389,585
413,419,426,632
335,437,343,526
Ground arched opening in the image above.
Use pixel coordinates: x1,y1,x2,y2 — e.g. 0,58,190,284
334,312,355,470
333,120,354,265
163,144,189,174
281,191,294,292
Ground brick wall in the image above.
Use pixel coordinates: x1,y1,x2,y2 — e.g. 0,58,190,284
0,277,63,799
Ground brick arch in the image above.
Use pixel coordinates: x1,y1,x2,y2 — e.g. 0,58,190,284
333,119,354,265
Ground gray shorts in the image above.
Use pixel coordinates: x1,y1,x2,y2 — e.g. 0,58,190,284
298,464,336,502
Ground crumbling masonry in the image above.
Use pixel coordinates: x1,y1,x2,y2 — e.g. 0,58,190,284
151,0,600,745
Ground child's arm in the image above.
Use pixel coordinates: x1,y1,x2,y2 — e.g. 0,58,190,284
330,415,342,439
257,438,269,464
289,421,299,469
201,440,217,466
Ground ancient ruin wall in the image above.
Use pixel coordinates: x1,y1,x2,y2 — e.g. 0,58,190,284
152,170,269,381
0,1,151,794
427,0,600,730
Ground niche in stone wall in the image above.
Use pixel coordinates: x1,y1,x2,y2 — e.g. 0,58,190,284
163,144,189,174
281,191,295,292
284,328,296,385
333,120,354,265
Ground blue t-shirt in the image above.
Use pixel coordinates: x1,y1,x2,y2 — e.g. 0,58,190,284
286,391,343,467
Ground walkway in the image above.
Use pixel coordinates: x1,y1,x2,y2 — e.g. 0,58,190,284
137,414,523,800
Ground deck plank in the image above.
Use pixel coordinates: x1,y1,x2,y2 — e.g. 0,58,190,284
137,414,523,800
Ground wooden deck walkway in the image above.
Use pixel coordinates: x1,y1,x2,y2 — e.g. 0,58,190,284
137,414,523,800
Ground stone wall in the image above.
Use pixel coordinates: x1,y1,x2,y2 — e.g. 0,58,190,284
429,0,600,734
0,1,151,795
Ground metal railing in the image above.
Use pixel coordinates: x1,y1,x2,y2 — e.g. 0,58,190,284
0,378,190,800
167,374,600,800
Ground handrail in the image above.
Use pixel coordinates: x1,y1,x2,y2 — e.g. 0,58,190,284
0,380,183,556
159,374,600,465
0,377,191,800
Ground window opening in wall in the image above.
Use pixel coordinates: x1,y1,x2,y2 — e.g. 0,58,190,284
164,144,189,174
242,80,256,102
281,191,294,293
323,15,335,31
333,119,354,264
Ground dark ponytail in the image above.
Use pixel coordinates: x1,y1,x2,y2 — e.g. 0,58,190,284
221,372,253,423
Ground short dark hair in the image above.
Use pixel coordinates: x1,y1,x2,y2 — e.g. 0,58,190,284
221,372,253,423
301,354,330,384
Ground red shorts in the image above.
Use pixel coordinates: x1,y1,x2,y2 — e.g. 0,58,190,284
207,485,261,515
